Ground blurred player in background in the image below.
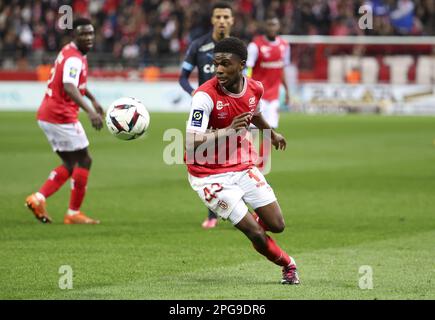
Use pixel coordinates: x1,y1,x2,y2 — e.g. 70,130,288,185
246,15,291,173
25,18,103,224
179,1,234,229
185,37,299,284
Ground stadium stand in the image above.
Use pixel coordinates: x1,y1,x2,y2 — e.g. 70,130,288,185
1,0,434,71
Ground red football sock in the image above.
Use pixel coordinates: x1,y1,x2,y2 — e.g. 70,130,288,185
253,235,291,267
69,167,89,211
39,165,71,198
252,211,270,232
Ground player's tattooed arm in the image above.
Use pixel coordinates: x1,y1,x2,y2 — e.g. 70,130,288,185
64,83,103,130
251,114,287,150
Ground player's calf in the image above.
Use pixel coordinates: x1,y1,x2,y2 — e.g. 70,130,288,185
254,202,285,233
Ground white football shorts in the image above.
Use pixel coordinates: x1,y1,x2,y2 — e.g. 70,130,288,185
188,166,277,225
38,120,89,152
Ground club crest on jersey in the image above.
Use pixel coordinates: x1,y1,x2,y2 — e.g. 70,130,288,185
218,200,228,210
249,97,256,106
191,109,204,127
216,101,229,110
69,67,78,78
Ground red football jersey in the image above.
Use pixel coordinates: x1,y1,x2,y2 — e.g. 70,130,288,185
37,42,88,124
247,35,289,101
186,77,264,177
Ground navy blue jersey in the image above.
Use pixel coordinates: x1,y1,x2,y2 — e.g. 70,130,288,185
181,32,216,86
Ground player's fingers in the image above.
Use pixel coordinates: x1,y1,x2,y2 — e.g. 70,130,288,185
235,112,252,119
233,119,249,129
94,119,103,130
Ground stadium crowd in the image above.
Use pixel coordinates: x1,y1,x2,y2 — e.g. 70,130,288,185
1,0,435,69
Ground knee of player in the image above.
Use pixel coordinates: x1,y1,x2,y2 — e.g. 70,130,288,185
79,155,92,169
270,218,285,233
248,228,267,245
63,163,75,175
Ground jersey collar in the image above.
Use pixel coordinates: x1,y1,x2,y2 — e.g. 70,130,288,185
220,76,247,98
263,35,280,46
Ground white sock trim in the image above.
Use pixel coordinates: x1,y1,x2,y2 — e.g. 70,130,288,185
35,192,46,202
67,209,79,216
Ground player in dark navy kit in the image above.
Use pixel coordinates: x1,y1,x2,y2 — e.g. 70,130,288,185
179,1,234,229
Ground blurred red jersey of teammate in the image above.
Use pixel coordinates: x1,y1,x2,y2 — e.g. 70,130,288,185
247,35,290,102
38,42,88,124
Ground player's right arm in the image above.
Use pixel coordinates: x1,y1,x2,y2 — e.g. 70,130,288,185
179,43,197,96
185,92,252,152
282,42,291,106
62,57,103,130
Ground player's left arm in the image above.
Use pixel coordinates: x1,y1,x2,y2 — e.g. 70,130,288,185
85,89,104,116
245,42,258,78
282,43,291,106
251,113,286,151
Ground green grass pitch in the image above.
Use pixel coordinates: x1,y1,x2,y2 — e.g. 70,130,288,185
0,112,434,299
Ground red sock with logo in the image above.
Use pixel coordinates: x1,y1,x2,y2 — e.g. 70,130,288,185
39,165,71,198
253,235,291,267
69,167,89,211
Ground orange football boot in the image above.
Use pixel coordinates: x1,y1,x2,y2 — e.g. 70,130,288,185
64,212,100,225
25,193,52,223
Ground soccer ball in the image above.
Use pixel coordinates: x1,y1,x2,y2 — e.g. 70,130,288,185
106,97,150,140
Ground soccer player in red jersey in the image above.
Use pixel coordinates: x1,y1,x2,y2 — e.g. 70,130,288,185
180,1,235,230
185,37,299,284
246,15,291,173
25,18,103,224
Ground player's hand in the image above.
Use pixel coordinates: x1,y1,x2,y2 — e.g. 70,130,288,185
284,91,290,107
88,111,103,130
228,112,252,131
92,100,105,116
271,131,286,150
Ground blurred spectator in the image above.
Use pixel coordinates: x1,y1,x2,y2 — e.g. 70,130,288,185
390,0,415,34
0,0,434,69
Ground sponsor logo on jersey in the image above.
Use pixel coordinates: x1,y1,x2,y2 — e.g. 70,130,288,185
191,109,204,127
260,61,285,69
69,67,78,78
203,64,215,73
199,42,215,52
216,101,230,110
260,45,272,58
217,111,228,119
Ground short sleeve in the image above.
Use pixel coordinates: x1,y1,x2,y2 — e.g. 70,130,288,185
254,81,264,115
283,43,291,67
186,91,214,133
62,57,83,87
246,42,259,68
254,99,263,115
